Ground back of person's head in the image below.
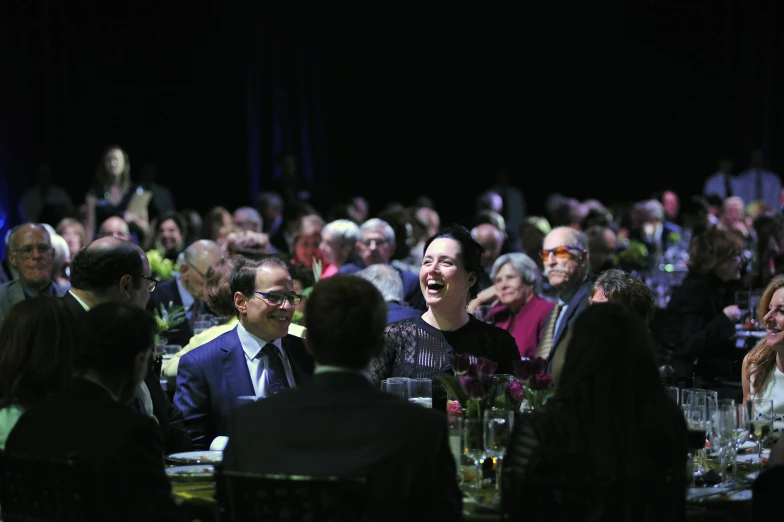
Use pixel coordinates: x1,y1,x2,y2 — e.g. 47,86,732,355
0,296,75,409
223,230,273,260
304,275,387,369
554,303,679,476
355,263,405,303
74,302,157,381
688,228,742,276
591,269,655,323
424,224,485,300
204,257,240,317
69,237,143,294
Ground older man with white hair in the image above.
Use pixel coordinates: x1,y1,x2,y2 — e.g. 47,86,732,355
534,226,592,367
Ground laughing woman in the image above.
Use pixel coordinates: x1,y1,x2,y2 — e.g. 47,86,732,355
742,276,784,440
372,224,520,409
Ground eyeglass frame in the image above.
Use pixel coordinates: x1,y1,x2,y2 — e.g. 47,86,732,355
138,274,159,292
358,238,392,249
252,291,303,307
184,260,206,279
539,245,585,261
11,243,54,258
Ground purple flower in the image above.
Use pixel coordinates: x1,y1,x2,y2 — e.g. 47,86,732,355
506,380,525,401
513,357,549,382
460,375,491,400
529,372,552,391
476,359,498,379
467,363,479,379
450,353,471,376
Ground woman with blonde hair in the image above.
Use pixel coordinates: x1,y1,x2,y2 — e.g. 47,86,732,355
742,275,784,439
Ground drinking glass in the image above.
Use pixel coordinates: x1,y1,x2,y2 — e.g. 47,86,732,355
682,389,708,477
193,320,212,335
712,399,738,486
484,409,514,490
381,378,411,400
665,386,679,404
162,344,182,356
408,378,433,408
447,415,464,481
462,418,487,489
747,398,774,471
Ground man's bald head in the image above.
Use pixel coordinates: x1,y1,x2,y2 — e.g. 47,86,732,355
70,237,151,309
179,239,223,301
99,216,131,241
471,223,505,269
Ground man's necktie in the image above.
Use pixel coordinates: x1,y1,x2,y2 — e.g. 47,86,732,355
261,344,290,395
535,303,563,360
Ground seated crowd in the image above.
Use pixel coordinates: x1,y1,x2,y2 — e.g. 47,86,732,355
2,144,784,519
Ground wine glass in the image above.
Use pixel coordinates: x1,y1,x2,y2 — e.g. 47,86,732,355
682,389,708,479
484,409,514,490
747,398,774,472
712,399,739,486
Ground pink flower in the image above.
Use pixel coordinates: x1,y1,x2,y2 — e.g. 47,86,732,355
447,400,463,415
506,380,525,401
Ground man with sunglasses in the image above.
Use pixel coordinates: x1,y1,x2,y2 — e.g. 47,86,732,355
535,227,593,368
0,223,68,329
174,254,314,449
146,239,222,347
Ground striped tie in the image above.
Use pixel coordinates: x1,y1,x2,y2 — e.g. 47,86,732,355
535,303,563,360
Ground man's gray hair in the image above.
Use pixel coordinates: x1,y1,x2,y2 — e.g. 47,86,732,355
360,218,395,242
490,253,544,294
355,263,404,303
323,219,361,246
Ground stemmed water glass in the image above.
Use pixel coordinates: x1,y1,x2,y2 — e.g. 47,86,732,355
682,389,709,479
746,399,774,472
712,399,741,486
484,409,514,490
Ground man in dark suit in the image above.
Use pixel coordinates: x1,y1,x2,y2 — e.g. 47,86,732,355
63,236,192,454
147,239,222,348
222,275,462,519
355,263,420,324
535,227,593,373
5,302,178,522
174,255,314,449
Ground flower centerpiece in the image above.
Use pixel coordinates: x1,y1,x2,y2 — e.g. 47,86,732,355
508,357,554,412
614,239,650,272
153,301,187,350
438,354,498,419
146,248,176,281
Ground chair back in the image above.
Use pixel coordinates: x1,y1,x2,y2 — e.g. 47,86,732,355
0,450,89,522
215,466,368,522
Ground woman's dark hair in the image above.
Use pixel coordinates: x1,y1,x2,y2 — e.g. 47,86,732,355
204,257,240,317
687,228,742,276
423,224,485,300
75,302,157,378
156,210,188,240
0,296,75,410
202,206,232,241
553,303,684,477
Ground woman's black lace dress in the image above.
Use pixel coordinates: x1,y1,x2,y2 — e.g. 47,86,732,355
372,315,521,409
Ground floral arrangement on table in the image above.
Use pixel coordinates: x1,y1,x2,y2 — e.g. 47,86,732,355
438,354,498,420
153,301,187,348
146,248,176,281
614,239,649,272
504,357,554,412
291,258,322,326
667,231,682,246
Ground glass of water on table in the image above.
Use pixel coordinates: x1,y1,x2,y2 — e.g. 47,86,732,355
408,378,433,408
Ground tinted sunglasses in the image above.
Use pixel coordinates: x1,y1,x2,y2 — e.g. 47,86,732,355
539,245,584,261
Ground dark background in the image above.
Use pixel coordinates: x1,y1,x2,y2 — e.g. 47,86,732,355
1,1,781,233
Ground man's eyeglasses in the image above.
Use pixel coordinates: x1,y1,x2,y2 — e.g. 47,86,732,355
138,274,159,292
539,245,584,261
185,260,206,279
13,243,53,258
253,291,303,306
358,238,391,249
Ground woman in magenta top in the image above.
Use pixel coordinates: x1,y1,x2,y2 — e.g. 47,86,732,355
468,252,555,358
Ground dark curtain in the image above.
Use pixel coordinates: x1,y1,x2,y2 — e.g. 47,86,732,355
245,13,335,213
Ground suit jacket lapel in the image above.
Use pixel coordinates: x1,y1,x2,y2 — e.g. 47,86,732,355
553,280,591,347
221,331,255,399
